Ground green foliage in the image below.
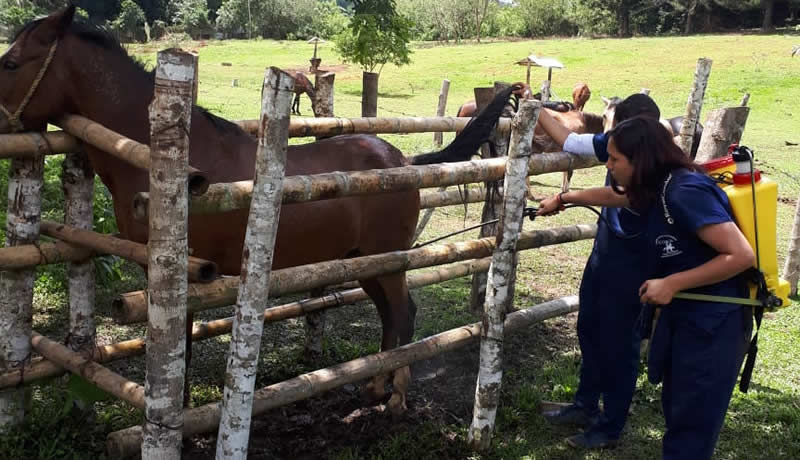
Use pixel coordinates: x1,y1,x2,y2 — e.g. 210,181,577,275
518,0,575,37
567,0,618,36
302,0,349,40
111,0,146,42
334,0,412,73
172,0,211,38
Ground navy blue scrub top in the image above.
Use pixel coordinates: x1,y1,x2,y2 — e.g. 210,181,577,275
644,169,745,314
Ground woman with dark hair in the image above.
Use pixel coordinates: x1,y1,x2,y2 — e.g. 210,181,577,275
538,116,754,460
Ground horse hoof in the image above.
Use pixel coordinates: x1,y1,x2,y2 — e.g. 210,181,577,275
387,393,407,416
365,377,388,403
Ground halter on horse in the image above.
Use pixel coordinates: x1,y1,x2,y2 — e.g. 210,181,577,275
0,6,517,416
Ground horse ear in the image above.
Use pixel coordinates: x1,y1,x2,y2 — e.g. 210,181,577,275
601,96,610,106
37,5,76,43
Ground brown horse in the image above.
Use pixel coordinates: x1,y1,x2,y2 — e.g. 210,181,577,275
600,96,703,159
287,70,315,116
0,7,514,415
456,82,592,119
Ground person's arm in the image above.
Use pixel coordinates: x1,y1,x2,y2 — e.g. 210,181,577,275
638,222,755,305
537,109,571,147
536,186,630,216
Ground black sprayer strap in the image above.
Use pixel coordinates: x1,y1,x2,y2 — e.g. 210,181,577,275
738,267,769,393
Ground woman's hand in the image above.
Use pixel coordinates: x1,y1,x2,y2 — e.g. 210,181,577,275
639,278,678,305
536,193,565,216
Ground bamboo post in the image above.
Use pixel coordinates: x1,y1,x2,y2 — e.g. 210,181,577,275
30,332,144,409
433,79,450,147
235,116,501,138
678,58,712,156
112,224,597,325
0,258,493,390
0,241,94,270
470,86,502,313
142,49,196,460
468,100,540,450
61,152,96,357
55,114,209,195
106,295,581,458
0,131,78,159
216,67,293,460
38,220,217,283
361,71,379,117
693,107,750,163
0,149,43,430
132,150,599,220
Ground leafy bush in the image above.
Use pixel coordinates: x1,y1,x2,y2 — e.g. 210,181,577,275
518,0,575,37
111,0,146,42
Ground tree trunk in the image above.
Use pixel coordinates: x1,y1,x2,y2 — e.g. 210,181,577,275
617,4,631,37
678,58,712,157
61,152,96,357
693,107,749,163
142,50,196,460
361,72,378,118
433,79,450,147
685,0,697,35
468,100,541,451
0,153,43,430
762,0,775,31
216,67,293,460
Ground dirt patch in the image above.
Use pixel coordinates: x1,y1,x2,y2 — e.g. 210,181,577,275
182,311,579,459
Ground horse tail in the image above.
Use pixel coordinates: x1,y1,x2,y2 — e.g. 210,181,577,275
412,85,518,166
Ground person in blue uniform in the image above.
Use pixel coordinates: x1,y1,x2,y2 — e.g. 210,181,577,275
535,94,661,449
538,116,754,460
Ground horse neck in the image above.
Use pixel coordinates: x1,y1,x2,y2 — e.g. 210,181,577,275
583,113,605,134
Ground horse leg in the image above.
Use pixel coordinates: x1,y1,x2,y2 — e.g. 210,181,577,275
292,94,300,115
361,274,416,415
303,287,326,362
358,278,395,404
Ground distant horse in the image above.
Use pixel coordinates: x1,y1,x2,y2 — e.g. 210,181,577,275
0,7,514,415
600,96,703,158
287,70,315,116
456,82,592,119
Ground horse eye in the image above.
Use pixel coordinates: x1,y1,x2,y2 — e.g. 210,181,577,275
2,60,18,71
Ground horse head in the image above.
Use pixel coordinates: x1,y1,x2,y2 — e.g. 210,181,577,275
0,6,76,134
572,83,591,111
600,96,623,132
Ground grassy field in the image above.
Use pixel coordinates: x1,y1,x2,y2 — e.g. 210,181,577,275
1,32,800,459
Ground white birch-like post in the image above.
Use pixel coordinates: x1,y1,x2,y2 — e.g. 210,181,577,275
306,72,335,355
62,152,95,355
468,100,541,450
142,49,196,460
215,67,293,460
540,80,551,103
61,151,96,413
0,153,43,430
678,58,712,156
433,79,450,147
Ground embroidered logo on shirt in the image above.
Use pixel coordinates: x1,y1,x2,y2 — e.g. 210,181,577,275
656,235,682,258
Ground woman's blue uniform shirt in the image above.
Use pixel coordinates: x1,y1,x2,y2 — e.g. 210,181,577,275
645,169,745,315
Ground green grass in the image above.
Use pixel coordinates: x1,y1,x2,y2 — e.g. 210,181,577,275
1,32,800,458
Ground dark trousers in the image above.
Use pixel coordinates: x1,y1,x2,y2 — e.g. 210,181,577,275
574,273,643,439
649,307,752,460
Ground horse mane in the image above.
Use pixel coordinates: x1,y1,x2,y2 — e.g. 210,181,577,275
24,19,249,138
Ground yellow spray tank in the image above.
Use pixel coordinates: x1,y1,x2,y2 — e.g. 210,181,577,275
722,145,790,309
